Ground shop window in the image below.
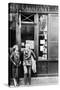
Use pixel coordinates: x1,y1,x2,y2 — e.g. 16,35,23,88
39,15,48,60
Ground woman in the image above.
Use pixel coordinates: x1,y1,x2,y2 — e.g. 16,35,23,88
23,45,36,85
10,45,21,86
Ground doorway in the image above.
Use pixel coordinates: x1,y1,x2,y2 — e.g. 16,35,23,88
19,23,37,77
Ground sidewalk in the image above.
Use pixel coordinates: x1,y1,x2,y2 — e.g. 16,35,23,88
19,76,58,86
10,76,58,87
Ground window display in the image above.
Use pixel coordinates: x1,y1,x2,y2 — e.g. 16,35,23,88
39,15,47,60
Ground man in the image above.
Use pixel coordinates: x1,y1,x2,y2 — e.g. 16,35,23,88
10,45,21,86
23,44,36,85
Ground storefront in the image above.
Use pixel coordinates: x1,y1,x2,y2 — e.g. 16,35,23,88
8,3,58,79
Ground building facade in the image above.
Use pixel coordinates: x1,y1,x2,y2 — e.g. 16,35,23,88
8,3,58,81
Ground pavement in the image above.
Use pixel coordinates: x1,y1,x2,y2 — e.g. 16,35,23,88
10,76,58,87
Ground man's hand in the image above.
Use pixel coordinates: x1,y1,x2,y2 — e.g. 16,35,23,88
13,62,16,66
10,58,16,66
19,61,21,65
